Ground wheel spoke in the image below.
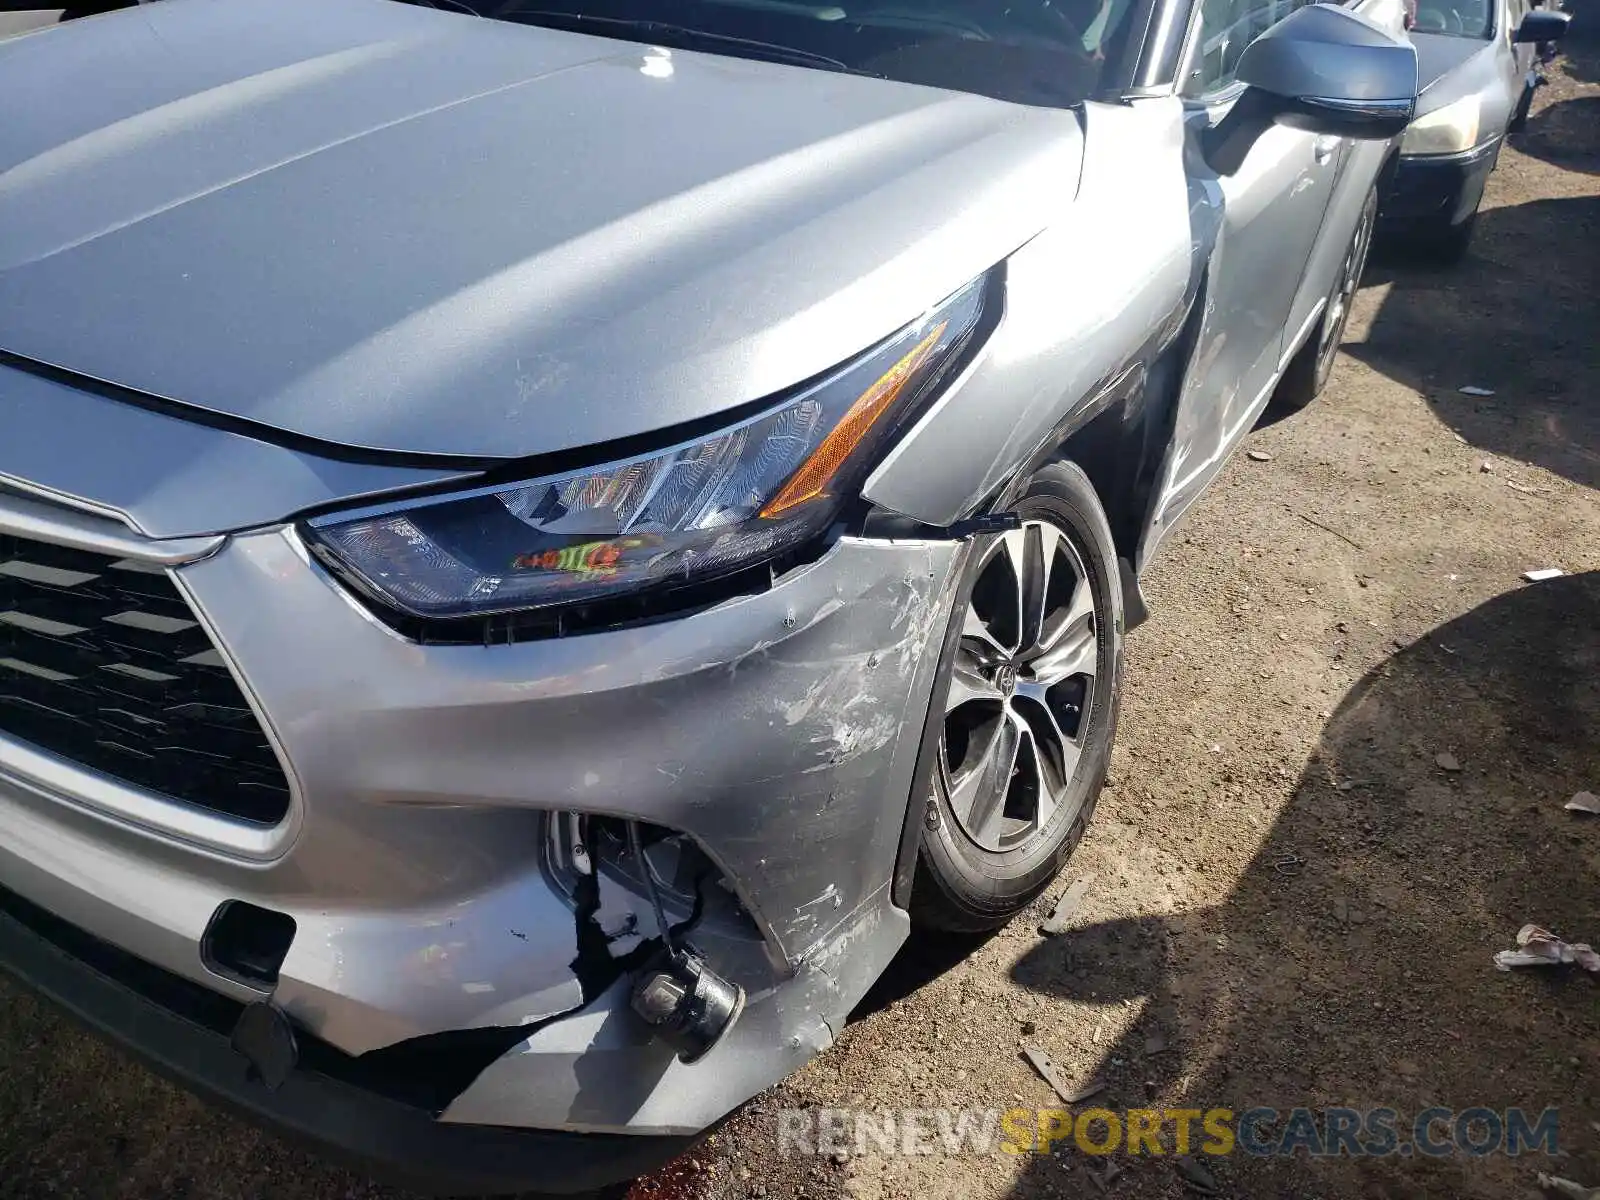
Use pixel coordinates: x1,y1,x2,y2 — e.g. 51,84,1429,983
1031,593,1097,685
951,711,1021,845
946,640,1004,711
1035,570,1093,667
1014,685,1086,790
998,529,1031,656
1020,726,1058,832
1021,523,1066,656
961,603,1008,658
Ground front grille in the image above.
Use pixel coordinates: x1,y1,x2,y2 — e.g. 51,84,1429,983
0,534,290,824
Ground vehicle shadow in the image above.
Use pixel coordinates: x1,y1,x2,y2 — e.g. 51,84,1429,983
1001,571,1600,1198
1515,94,1600,173
849,928,996,1022
1344,188,1600,491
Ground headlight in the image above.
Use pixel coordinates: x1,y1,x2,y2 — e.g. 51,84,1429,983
307,276,987,620
1400,94,1482,155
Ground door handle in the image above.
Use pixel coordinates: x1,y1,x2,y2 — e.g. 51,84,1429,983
1314,135,1341,164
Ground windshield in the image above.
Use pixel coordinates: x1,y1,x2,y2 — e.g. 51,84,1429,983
1408,0,1493,38
440,0,1144,107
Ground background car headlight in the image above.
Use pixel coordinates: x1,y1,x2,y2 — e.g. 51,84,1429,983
306,276,987,620
1400,94,1482,155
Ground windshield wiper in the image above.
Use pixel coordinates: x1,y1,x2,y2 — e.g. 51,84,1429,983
494,8,864,74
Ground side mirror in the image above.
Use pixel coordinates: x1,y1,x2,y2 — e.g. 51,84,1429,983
1515,9,1571,41
1204,4,1418,176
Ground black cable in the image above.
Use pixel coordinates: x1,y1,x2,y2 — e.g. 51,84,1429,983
626,821,680,963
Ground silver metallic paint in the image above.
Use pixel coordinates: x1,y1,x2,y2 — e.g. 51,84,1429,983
0,526,959,1088
1144,0,1408,559
1,0,1083,460
0,364,472,539
0,0,1419,1149
1409,27,1529,138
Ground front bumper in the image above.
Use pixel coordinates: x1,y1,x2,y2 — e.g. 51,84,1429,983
0,492,962,1158
0,881,694,1196
1377,138,1501,233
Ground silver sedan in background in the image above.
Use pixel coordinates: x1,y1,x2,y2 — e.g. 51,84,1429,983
1379,0,1570,258
0,0,1414,1194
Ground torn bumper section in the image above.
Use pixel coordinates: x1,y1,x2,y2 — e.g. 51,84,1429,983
0,528,962,1176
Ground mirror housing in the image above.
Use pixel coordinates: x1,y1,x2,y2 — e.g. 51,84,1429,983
1204,4,1418,176
1515,9,1571,42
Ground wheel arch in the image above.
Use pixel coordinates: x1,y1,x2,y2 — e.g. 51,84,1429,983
886,277,1206,908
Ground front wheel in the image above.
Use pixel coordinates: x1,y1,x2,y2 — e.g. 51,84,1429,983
1269,182,1378,415
909,463,1124,932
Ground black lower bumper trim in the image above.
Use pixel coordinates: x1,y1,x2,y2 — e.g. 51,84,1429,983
1378,140,1500,231
0,887,693,1196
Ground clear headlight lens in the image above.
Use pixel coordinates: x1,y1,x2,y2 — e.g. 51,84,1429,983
307,277,986,620
1400,94,1482,155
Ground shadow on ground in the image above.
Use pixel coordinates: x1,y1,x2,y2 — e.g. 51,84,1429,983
850,929,995,1022
1517,94,1600,172
1350,184,1600,490
1344,18,1600,491
1003,571,1600,1198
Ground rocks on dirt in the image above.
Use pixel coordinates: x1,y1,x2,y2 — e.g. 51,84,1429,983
1523,568,1567,582
1021,1045,1106,1105
1493,924,1600,973
1246,450,1273,462
1458,385,1496,396
1175,1154,1221,1194
1564,791,1600,816
1539,1173,1600,1200
1435,752,1462,772
1040,877,1094,935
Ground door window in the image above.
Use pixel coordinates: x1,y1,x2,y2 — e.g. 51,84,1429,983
1182,0,1316,96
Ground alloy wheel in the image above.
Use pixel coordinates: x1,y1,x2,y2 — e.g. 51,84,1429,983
1316,195,1376,379
940,520,1100,853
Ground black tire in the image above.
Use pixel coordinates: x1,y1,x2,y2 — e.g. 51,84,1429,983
1269,183,1378,416
909,462,1124,933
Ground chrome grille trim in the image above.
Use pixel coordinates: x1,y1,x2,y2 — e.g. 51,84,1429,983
0,486,223,566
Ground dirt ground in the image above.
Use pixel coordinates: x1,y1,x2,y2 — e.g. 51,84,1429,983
1,17,1597,1200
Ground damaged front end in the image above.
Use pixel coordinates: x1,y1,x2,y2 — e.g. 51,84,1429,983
0,509,963,1169
0,272,992,1176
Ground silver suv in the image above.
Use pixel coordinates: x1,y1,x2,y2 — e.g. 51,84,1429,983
0,0,1413,1194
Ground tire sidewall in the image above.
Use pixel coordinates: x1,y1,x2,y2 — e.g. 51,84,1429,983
915,462,1124,926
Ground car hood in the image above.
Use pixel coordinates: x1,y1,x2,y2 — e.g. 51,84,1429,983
0,0,1081,461
1411,31,1498,108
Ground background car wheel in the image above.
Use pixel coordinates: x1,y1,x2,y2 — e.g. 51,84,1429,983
1269,183,1378,416
910,463,1124,932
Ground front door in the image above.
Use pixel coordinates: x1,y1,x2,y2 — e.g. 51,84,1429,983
1155,0,1343,526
